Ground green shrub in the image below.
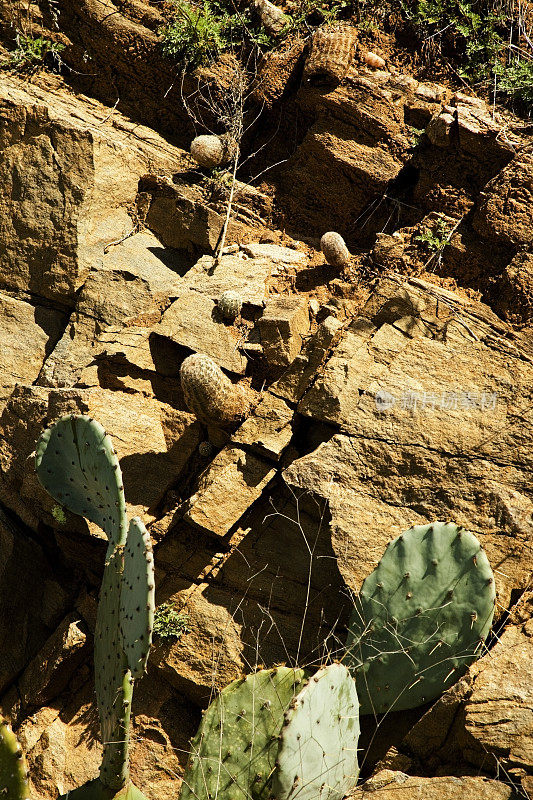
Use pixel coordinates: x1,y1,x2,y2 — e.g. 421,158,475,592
153,602,190,639
3,33,65,69
414,216,452,253
494,56,533,112
160,1,228,67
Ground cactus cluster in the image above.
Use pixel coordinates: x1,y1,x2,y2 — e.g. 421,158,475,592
181,664,359,800
180,353,251,426
218,290,242,321
35,415,155,800
34,415,496,799
320,232,350,267
345,522,496,714
0,718,30,800
180,521,495,800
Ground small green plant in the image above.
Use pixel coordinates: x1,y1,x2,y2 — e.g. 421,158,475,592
407,125,425,148
51,504,67,524
160,1,228,67
402,0,532,114
2,33,65,69
153,603,190,640
494,57,533,112
414,216,452,253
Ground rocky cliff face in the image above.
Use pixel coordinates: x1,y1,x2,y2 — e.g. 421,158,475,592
0,3,531,799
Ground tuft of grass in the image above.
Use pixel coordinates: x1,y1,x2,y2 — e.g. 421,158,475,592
153,602,190,640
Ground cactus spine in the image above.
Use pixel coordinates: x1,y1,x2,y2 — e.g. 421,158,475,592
0,718,30,800
180,353,251,426
345,521,496,714
35,415,155,800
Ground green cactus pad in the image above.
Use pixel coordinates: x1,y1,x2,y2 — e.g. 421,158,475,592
345,522,496,714
60,778,149,799
35,415,127,546
120,518,155,679
95,545,132,791
0,719,30,800
274,663,360,800
181,667,307,800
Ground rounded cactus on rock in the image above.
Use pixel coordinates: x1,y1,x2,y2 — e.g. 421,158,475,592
190,134,235,168
180,353,251,426
320,231,351,267
218,290,242,321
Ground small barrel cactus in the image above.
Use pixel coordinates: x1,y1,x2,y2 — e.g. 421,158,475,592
180,354,251,426
218,290,242,321
252,0,290,36
198,440,213,458
321,231,351,267
190,134,235,168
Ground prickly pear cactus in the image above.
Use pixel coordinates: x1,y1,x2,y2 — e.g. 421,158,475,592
35,415,127,546
36,415,152,800
120,517,155,678
274,663,360,800
181,667,307,800
218,290,242,321
345,522,496,714
95,544,133,792
0,718,30,800
180,353,251,426
320,232,350,267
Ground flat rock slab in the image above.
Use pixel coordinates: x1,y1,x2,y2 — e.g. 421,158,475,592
241,243,307,264
284,277,533,610
232,392,294,460
349,771,514,800
184,446,277,536
156,290,247,374
0,293,64,385
271,315,344,402
150,584,245,703
0,74,179,304
39,213,185,388
182,254,272,311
